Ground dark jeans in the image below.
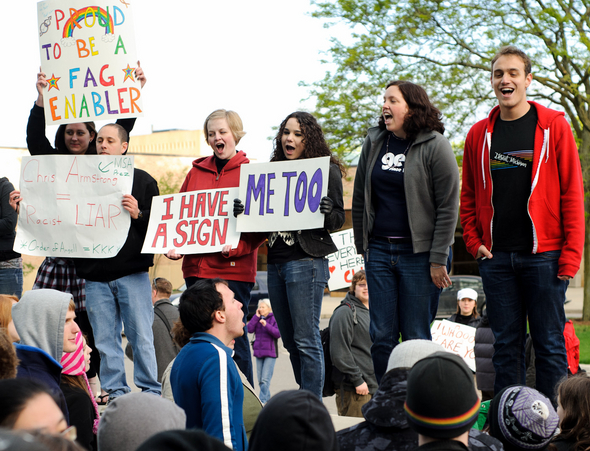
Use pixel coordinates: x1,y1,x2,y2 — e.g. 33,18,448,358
478,250,568,402
186,277,254,386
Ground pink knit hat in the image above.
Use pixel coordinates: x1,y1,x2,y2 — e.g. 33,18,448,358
61,332,86,375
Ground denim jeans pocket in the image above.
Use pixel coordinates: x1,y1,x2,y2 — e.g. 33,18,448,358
538,250,561,259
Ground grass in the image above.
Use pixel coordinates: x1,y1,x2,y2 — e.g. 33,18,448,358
572,321,590,364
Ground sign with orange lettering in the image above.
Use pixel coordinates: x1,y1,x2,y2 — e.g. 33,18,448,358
37,0,143,124
14,155,133,257
430,320,476,372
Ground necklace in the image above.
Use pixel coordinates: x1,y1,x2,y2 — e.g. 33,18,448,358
386,132,413,155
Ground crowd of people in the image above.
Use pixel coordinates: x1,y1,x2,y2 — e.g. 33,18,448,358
0,44,589,451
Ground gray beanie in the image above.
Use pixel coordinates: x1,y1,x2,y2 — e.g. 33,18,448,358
97,393,186,451
387,339,446,371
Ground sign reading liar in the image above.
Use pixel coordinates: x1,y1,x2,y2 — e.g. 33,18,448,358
327,229,364,291
142,188,240,255
37,0,142,125
430,320,476,372
15,155,133,258
236,157,329,232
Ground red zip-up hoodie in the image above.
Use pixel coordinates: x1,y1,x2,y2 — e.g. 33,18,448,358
460,102,584,278
180,151,266,282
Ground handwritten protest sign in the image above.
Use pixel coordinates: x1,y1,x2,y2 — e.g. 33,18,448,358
327,229,364,291
15,155,133,258
236,157,329,232
430,320,476,372
37,0,142,124
142,188,240,255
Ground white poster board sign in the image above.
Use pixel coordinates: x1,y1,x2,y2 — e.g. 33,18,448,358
327,229,364,291
430,319,476,372
15,155,133,258
37,0,143,124
236,157,329,232
142,188,240,255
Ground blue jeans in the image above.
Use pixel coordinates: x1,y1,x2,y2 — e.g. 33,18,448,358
256,357,276,404
86,272,161,397
186,277,254,386
365,240,447,381
0,267,23,299
478,251,568,402
268,257,328,400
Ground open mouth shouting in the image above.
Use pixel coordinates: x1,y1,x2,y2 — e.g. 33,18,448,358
500,87,515,97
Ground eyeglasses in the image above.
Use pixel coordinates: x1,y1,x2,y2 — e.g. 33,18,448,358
153,277,162,288
60,425,77,441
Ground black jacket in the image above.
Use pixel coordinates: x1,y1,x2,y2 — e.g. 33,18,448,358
474,313,495,393
0,177,19,260
75,168,158,281
296,163,345,257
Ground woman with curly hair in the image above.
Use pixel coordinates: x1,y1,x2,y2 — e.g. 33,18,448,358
352,80,460,381
265,111,345,399
553,375,590,451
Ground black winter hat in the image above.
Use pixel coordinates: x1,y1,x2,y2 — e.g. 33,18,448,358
404,352,480,439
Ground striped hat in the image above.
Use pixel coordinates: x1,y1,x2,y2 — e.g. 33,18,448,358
404,352,480,438
60,332,85,375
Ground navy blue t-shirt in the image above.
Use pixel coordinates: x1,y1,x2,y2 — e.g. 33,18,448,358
371,133,412,238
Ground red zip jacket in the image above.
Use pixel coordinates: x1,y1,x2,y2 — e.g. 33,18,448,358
180,151,265,283
460,102,584,278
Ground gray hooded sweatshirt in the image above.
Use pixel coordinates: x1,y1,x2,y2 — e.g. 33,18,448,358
12,288,73,361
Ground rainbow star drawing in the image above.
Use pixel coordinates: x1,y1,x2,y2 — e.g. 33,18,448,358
122,64,135,82
47,74,60,91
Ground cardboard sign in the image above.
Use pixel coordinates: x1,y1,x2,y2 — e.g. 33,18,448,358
430,320,476,372
236,157,329,232
37,0,142,124
142,188,240,255
327,229,364,291
15,155,133,258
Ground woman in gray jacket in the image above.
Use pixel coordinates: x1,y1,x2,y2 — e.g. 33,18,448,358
352,80,459,381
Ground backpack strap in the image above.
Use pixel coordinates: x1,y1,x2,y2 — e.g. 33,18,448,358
154,303,180,352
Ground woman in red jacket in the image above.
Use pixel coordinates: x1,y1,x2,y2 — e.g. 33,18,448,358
167,109,265,384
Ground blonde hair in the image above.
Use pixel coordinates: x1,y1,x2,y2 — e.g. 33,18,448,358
204,109,246,145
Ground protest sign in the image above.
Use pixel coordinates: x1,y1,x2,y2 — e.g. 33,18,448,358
327,229,364,291
37,0,142,124
142,188,240,255
430,319,476,371
236,157,329,232
15,155,133,258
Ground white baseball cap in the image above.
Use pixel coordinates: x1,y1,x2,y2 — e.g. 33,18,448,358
457,288,478,301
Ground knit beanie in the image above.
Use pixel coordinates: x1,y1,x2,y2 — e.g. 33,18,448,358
488,386,559,451
404,351,480,438
97,393,186,451
137,430,231,451
387,339,446,371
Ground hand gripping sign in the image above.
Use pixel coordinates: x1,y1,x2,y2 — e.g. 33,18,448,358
37,0,143,124
142,188,241,255
236,157,329,232
15,155,133,258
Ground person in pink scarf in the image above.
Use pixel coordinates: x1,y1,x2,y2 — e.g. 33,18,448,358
61,333,99,450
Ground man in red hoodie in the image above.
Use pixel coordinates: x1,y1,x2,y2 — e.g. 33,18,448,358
460,46,584,402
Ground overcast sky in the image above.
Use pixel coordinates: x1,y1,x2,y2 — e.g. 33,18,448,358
1,0,344,163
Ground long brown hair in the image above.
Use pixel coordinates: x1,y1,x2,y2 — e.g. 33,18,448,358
378,80,445,140
271,112,345,176
555,375,590,451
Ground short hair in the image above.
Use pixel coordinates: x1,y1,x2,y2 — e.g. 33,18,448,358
491,46,532,76
55,122,97,155
378,80,445,140
171,319,191,348
203,109,246,145
100,123,129,144
349,270,366,295
0,328,18,379
0,379,58,428
0,295,18,330
178,279,227,334
152,277,173,297
257,299,272,312
68,299,76,312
